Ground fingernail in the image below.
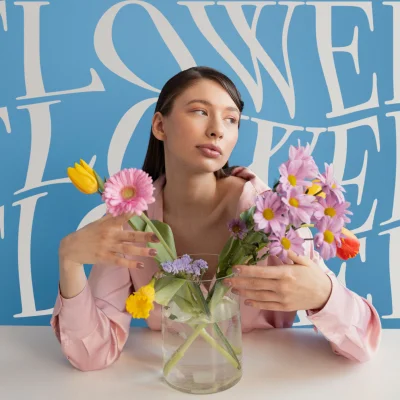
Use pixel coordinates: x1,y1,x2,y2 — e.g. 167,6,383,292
232,267,241,274
231,289,239,295
137,263,145,269
244,300,252,306
149,249,157,256
151,234,159,242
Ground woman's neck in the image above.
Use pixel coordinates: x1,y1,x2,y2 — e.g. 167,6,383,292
163,167,220,221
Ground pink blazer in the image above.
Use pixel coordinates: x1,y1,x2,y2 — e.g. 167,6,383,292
50,167,382,371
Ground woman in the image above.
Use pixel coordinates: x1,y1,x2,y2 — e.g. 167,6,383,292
51,66,381,371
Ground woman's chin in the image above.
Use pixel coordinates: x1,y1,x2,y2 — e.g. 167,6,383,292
196,156,228,171
184,159,226,175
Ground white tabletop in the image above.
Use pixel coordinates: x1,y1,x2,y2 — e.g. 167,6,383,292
0,326,398,399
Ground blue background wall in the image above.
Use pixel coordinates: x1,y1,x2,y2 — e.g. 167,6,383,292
1,0,400,328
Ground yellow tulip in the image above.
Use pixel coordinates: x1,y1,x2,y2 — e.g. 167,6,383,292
307,180,326,198
67,159,98,194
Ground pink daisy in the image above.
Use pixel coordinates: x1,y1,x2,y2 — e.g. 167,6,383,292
317,163,345,203
314,216,343,260
253,191,288,235
279,160,312,192
313,195,352,224
269,228,305,262
281,187,316,227
102,168,155,217
288,141,319,177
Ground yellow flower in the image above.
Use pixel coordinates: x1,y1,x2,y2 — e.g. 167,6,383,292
306,180,326,198
126,279,155,319
67,159,98,194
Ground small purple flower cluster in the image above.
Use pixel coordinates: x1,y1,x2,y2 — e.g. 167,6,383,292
161,254,208,276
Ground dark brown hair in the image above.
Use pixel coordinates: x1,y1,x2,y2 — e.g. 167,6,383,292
142,66,244,182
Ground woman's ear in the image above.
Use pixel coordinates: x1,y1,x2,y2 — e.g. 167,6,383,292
151,112,166,141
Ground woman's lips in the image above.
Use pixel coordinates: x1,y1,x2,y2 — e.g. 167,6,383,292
196,146,221,158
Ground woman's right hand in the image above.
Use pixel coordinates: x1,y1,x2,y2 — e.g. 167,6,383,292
59,212,159,269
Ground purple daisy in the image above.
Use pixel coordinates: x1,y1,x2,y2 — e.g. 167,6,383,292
281,187,316,227
317,163,345,203
253,191,288,235
227,218,248,239
269,228,305,262
314,216,343,260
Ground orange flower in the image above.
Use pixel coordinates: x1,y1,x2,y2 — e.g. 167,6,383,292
337,228,360,260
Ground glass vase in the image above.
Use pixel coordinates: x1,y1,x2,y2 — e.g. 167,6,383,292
161,254,243,394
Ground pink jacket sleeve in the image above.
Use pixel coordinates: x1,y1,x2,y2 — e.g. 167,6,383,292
50,262,133,371
305,233,382,362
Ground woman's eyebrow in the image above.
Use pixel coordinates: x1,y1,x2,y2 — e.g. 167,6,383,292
185,99,240,114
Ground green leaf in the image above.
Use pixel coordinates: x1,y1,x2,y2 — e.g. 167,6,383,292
128,215,146,231
244,231,264,245
93,170,105,192
154,277,186,306
177,282,198,308
145,220,177,263
154,276,172,292
173,294,196,314
151,220,177,256
216,238,240,278
219,236,235,264
208,281,230,313
240,206,256,229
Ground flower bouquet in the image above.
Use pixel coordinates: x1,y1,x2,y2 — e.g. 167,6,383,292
67,142,359,394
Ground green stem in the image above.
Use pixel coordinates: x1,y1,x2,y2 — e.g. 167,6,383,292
163,323,241,377
140,213,176,260
163,324,205,376
198,329,241,362
164,283,241,375
190,283,211,318
300,223,315,229
191,284,238,364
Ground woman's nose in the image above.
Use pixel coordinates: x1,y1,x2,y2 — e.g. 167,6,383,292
206,122,224,139
208,131,223,139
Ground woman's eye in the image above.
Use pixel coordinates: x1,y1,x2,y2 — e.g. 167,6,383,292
227,117,238,124
193,110,207,116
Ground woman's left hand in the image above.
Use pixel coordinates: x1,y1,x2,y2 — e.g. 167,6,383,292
224,250,333,312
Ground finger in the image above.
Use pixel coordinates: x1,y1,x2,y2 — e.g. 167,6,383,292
244,300,287,311
286,249,313,267
232,288,281,302
226,277,278,292
106,253,145,269
110,243,157,258
115,230,159,244
233,265,290,280
100,212,115,221
105,212,136,226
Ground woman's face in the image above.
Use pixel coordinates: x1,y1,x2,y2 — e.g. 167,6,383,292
152,79,241,174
